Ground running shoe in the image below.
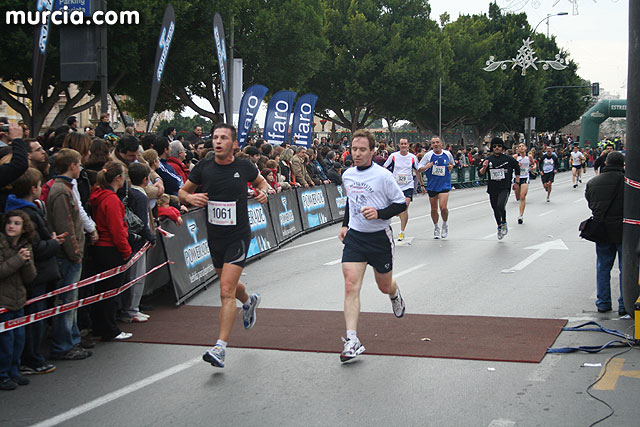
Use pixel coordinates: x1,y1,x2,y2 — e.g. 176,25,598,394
518,216,523,225
340,337,365,363
398,232,405,241
433,225,440,239
497,226,504,240
579,178,582,183
546,196,550,203
573,184,578,188
19,364,55,375
440,223,448,239
243,293,261,329
502,222,508,237
391,289,406,318
203,345,225,368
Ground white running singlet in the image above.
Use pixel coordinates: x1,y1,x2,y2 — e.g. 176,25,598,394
383,152,419,190
571,151,585,166
517,155,530,178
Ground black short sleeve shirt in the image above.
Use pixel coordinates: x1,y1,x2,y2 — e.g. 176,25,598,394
189,157,259,239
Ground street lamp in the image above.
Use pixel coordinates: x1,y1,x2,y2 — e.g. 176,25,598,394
532,12,569,38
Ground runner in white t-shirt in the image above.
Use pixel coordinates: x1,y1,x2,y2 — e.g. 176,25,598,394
383,138,421,240
570,145,585,188
339,130,408,363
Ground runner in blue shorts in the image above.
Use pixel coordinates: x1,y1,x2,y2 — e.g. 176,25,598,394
339,130,408,363
418,136,454,239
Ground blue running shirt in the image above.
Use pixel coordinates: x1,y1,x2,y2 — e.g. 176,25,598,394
418,150,453,192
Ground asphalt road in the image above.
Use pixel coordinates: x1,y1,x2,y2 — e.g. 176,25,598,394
3,170,639,427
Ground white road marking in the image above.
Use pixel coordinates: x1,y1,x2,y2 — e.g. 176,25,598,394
324,258,341,266
501,239,568,273
279,236,337,252
488,419,516,427
30,357,201,427
538,209,555,217
574,198,585,203
483,233,497,239
528,354,561,382
394,263,427,279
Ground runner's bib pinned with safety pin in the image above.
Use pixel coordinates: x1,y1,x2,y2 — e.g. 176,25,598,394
432,165,446,176
396,173,410,185
207,201,236,226
489,168,505,180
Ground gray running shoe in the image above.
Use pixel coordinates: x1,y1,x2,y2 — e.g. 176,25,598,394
497,226,504,240
243,293,261,329
203,345,225,368
433,225,440,239
440,223,449,239
502,222,508,237
391,289,406,318
340,337,365,363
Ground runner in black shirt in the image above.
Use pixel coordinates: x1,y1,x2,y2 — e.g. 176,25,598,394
179,123,270,368
479,137,520,240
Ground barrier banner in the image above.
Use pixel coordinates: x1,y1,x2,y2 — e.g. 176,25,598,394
159,209,216,302
238,84,269,148
290,93,318,147
247,199,278,259
263,90,297,146
325,184,347,221
146,4,176,132
213,12,231,122
298,187,331,230
268,190,303,244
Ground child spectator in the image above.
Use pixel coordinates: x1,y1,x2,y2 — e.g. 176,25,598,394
0,210,37,390
157,194,183,225
261,168,281,193
88,162,133,341
117,163,156,323
5,168,65,375
47,149,92,361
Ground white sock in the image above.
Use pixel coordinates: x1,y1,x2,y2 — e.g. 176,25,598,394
400,228,405,233
346,330,358,342
242,295,251,309
215,339,227,349
390,288,399,300
442,221,447,227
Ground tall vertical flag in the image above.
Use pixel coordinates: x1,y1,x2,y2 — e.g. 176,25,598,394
146,4,175,133
237,84,269,148
32,0,55,123
213,13,231,123
263,91,297,146
290,94,318,147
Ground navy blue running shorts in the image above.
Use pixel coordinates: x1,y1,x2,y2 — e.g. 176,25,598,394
342,227,394,274
402,188,414,201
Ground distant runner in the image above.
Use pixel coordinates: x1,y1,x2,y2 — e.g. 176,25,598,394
512,143,536,224
418,136,454,239
539,146,559,202
570,145,585,188
384,138,420,240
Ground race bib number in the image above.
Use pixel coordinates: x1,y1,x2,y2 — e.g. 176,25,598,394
396,173,410,185
207,201,236,226
489,168,505,180
432,165,446,176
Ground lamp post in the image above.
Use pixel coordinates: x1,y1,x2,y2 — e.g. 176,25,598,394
532,12,568,37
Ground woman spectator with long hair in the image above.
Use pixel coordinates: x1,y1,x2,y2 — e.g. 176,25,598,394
88,161,133,341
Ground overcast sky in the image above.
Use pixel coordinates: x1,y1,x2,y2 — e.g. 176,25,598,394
430,0,629,97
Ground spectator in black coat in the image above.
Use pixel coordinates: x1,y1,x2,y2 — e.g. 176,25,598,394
0,124,28,213
327,161,343,185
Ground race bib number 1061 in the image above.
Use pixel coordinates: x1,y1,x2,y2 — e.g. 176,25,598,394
207,201,237,226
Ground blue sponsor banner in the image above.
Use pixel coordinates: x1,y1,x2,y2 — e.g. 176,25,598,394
213,13,231,122
159,208,216,302
268,190,303,244
325,183,347,221
290,93,318,147
247,199,278,259
263,90,297,146
146,4,175,132
238,84,269,148
54,0,91,16
298,187,331,230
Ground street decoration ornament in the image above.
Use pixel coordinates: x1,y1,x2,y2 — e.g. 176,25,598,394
483,37,567,76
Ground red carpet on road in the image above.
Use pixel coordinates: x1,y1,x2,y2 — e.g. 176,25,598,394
124,306,567,363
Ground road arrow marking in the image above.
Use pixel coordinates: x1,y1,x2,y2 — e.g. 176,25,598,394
501,239,568,273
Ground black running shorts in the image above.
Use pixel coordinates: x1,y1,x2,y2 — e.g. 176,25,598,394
402,188,414,201
208,236,250,269
342,228,394,274
427,189,450,198
541,172,555,184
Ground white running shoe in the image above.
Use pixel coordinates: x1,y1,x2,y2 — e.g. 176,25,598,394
433,225,440,239
203,345,225,368
340,337,365,363
243,293,261,329
391,289,406,318
497,226,504,240
440,223,448,239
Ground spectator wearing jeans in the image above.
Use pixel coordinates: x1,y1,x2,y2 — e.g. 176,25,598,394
46,149,91,360
585,151,626,315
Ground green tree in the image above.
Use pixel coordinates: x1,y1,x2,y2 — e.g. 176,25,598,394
155,114,213,137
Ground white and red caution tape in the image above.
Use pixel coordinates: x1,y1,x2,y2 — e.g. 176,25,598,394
156,226,174,238
0,260,172,333
0,243,152,315
625,176,640,190
623,218,640,226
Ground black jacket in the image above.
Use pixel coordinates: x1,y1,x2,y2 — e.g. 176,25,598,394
0,139,28,214
128,185,156,251
585,165,624,244
95,122,114,138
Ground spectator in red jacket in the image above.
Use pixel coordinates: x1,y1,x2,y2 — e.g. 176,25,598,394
88,161,133,341
157,194,183,225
